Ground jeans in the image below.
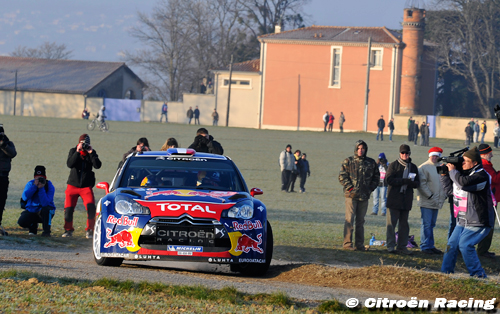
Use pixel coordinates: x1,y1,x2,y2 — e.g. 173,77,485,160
420,207,438,251
0,176,8,225
213,119,218,126
281,170,291,191
481,132,485,143
18,206,55,234
376,129,383,141
389,129,393,141
448,200,456,240
372,186,387,214
441,225,490,277
343,198,368,249
474,132,479,143
299,173,307,192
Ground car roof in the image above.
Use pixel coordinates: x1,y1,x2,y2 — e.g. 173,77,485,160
131,148,229,161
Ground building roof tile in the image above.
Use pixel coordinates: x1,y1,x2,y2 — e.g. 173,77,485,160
213,59,260,73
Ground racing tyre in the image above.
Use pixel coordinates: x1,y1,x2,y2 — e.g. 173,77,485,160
93,215,123,267
232,220,273,277
87,121,96,131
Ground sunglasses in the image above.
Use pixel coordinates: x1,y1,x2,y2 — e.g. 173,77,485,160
400,152,410,155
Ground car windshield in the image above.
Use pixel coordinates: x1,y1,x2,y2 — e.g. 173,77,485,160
119,157,245,191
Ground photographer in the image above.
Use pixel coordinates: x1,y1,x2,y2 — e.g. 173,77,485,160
62,134,102,238
0,124,17,236
188,128,224,155
18,166,55,236
119,137,150,168
440,147,494,278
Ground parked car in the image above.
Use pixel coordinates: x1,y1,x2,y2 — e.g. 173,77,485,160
93,148,273,276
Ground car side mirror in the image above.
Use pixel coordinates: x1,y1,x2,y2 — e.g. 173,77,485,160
97,182,110,194
250,188,263,197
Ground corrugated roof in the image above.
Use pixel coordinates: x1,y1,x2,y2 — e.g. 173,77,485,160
0,56,141,94
259,26,401,44
214,59,260,72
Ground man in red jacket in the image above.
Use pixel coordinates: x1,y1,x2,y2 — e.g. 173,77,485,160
478,144,498,258
62,134,102,238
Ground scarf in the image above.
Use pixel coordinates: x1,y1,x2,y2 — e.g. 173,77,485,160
398,157,409,194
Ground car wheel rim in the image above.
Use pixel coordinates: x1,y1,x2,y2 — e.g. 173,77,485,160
93,216,102,260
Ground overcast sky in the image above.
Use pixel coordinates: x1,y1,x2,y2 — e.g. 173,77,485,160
0,0,415,63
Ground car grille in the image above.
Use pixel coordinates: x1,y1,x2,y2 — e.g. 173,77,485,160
138,214,230,252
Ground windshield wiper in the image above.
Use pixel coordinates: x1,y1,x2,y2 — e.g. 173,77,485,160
193,186,229,191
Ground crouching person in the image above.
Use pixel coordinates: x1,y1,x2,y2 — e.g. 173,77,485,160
18,166,55,236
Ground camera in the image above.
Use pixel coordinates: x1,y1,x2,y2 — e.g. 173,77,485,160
82,143,90,151
38,177,46,184
437,147,469,175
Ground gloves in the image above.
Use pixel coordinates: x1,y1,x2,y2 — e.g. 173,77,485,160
402,178,412,185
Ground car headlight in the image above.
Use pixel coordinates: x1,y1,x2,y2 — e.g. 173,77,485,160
114,195,150,215
222,201,254,219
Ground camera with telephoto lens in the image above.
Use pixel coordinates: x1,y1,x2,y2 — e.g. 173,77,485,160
38,177,46,184
82,143,90,151
437,147,469,175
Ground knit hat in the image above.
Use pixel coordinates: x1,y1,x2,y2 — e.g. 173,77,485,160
378,152,386,160
463,147,481,164
399,144,411,154
428,147,443,157
478,144,492,155
34,165,46,178
79,134,90,145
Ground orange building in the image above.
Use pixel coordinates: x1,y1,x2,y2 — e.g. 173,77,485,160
213,6,437,132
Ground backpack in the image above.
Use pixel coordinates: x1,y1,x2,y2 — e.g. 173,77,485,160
395,232,419,248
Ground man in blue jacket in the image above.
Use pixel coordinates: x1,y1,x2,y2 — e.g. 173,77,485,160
18,165,56,236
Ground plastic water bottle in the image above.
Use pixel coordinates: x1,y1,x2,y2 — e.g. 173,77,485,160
369,234,386,246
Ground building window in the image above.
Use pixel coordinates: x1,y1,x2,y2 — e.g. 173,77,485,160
124,89,135,99
370,48,383,70
329,46,342,88
221,78,252,89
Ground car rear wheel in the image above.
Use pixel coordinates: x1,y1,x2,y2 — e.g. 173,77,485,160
93,215,123,267
232,220,273,277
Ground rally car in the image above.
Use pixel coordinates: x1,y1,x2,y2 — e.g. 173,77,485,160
93,148,273,276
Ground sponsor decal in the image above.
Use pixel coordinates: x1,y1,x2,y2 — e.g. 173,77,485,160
215,227,225,237
167,157,207,161
104,200,111,207
106,215,139,227
134,254,161,260
157,203,216,214
145,189,238,200
208,258,234,263
232,220,262,231
101,253,130,258
167,245,203,252
235,234,263,254
178,251,193,256
258,205,264,212
104,228,134,248
159,230,214,239
238,258,266,263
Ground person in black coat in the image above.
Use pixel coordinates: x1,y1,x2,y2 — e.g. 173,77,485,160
385,144,420,254
188,128,224,155
62,134,102,238
299,153,311,193
376,115,385,141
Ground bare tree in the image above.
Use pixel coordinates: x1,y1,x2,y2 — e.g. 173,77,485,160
11,42,73,59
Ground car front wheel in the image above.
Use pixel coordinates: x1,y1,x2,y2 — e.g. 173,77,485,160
93,215,124,267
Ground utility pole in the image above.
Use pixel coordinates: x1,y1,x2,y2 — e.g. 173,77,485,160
225,54,233,127
363,37,372,132
297,74,300,131
13,70,17,116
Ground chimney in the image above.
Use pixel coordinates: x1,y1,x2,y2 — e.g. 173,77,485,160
275,25,281,34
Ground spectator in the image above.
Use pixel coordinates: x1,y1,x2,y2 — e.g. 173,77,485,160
417,147,447,254
408,116,414,142
420,122,426,146
474,119,480,143
194,106,200,125
477,144,498,258
386,144,420,255
160,138,179,151
413,121,420,145
328,112,334,132
160,102,168,123
289,150,301,193
339,112,345,133
62,134,102,238
424,123,430,146
97,106,106,123
82,108,90,120
212,109,219,126
18,166,55,237
187,107,194,124
200,82,207,94
371,153,388,216
376,115,385,141
188,128,223,155
279,144,294,192
299,153,310,193
206,79,214,94
388,118,395,142
322,111,329,132
119,137,150,168
465,124,473,146
339,140,380,251
440,147,494,278
494,122,500,148
0,124,17,236
480,121,487,144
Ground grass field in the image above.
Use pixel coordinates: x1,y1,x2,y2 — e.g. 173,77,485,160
0,114,499,275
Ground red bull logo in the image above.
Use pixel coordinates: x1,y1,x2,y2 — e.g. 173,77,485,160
232,220,263,231
104,228,134,248
235,234,263,254
106,215,139,227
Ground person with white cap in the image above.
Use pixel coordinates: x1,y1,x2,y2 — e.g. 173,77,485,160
417,147,447,254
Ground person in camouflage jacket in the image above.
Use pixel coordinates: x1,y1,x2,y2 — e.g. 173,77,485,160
339,140,380,250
